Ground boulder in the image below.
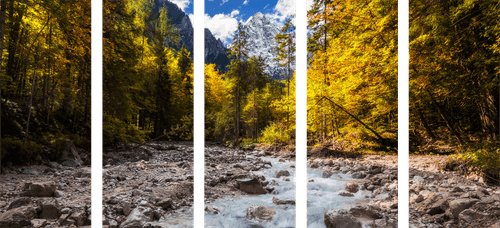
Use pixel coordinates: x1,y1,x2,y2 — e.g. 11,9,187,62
121,201,132,215
7,198,31,210
414,193,450,216
246,205,276,223
237,178,267,194
40,198,61,219
272,197,295,205
275,170,290,178
57,140,83,167
70,210,87,227
322,171,333,178
155,199,172,210
349,206,382,220
22,181,57,197
324,209,362,228
31,219,50,228
119,207,154,228
458,209,489,225
0,206,40,228
345,183,359,193
449,199,478,218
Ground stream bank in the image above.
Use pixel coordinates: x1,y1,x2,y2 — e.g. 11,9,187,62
4,141,496,227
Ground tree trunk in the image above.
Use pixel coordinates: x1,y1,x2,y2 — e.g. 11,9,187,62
0,0,8,174
425,89,464,145
23,51,39,151
477,83,498,141
417,106,436,140
321,96,387,144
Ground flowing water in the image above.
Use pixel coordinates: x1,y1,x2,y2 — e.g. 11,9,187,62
205,156,375,227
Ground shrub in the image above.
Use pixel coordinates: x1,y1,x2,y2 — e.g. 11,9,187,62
454,142,500,178
239,138,255,150
259,122,291,146
1,137,44,165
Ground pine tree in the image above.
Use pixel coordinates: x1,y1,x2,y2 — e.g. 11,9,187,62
274,16,295,126
308,0,334,142
226,22,249,142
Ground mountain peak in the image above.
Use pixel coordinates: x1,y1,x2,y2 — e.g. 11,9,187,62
247,12,266,24
254,12,264,18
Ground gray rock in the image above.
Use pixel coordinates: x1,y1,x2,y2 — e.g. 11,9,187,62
458,209,488,225
205,206,219,214
340,167,349,173
246,204,276,223
324,209,362,228
122,201,132,215
119,206,154,228
415,193,449,215
237,178,267,194
31,219,50,228
0,206,39,228
275,170,290,178
352,172,366,179
349,206,382,220
61,208,72,214
70,210,87,227
345,183,359,193
7,198,31,210
155,199,172,210
40,198,61,219
57,140,83,167
109,219,118,228
449,198,478,218
272,197,295,205
322,171,333,178
372,218,397,228
339,192,354,197
22,181,57,197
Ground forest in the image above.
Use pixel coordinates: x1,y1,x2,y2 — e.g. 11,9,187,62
1,0,496,174
0,0,91,172
103,0,498,154
303,0,499,180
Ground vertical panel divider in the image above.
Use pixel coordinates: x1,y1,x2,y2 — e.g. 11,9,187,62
296,0,307,227
91,1,103,228
398,1,410,228
193,0,205,227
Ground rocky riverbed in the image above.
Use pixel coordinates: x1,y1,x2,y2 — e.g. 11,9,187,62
8,140,497,228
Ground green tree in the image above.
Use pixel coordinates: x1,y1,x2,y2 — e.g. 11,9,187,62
226,22,249,142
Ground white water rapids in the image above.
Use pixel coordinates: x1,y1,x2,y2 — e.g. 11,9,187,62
205,156,373,228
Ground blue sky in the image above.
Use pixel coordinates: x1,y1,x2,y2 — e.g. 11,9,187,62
168,0,295,46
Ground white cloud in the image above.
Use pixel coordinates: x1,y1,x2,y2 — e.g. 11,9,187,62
221,0,229,6
230,9,239,17
205,12,240,46
169,0,191,12
243,0,249,5
265,0,295,28
264,0,313,28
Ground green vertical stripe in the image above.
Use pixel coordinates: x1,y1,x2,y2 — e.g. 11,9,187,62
194,0,205,228
92,0,102,227
296,0,307,228
398,0,408,228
